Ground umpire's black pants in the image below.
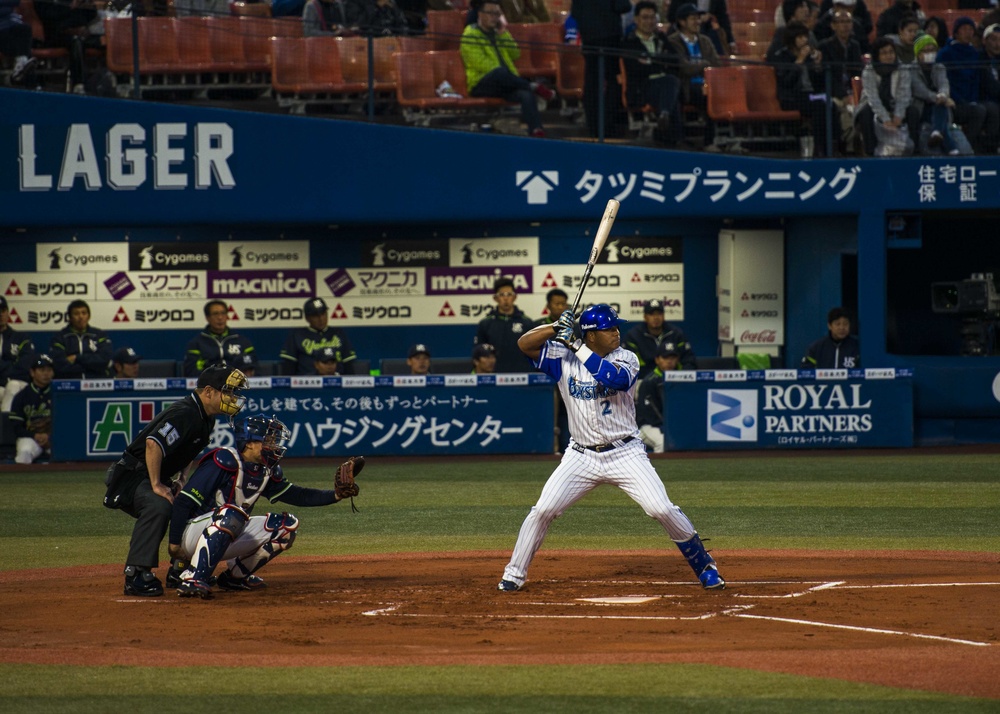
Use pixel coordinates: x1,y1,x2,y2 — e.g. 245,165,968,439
124,479,172,570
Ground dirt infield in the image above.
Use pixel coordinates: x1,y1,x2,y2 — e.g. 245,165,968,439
2,549,998,698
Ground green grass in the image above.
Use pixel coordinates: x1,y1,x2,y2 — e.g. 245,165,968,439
1,453,998,711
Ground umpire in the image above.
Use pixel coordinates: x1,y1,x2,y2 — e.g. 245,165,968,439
104,365,249,596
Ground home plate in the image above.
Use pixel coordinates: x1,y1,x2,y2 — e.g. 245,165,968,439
577,596,661,604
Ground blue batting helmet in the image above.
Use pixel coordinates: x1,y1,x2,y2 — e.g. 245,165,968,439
579,304,627,334
235,413,290,468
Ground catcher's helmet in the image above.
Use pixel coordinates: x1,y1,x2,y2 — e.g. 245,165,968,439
235,413,290,468
579,304,627,334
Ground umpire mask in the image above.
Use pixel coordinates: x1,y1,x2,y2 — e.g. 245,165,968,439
219,368,249,417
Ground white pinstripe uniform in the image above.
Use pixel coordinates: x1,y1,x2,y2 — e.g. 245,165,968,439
501,339,700,588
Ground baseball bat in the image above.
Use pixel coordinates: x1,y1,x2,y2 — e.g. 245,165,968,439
569,198,620,315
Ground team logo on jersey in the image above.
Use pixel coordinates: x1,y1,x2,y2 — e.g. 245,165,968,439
567,376,618,400
707,389,758,442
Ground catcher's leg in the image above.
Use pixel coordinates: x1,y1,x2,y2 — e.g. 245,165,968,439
220,512,298,589
179,504,248,599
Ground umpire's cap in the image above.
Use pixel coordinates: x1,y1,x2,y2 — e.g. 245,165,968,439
579,304,627,334
304,297,328,316
198,364,237,390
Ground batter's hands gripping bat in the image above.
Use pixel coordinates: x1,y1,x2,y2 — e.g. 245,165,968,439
569,198,620,316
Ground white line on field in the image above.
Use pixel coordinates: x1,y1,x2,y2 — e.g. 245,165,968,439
832,582,1000,589
368,612,722,621
733,580,846,599
733,613,992,647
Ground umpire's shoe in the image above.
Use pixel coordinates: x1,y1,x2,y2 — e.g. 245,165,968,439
216,571,266,591
177,578,214,600
123,566,164,597
497,579,522,592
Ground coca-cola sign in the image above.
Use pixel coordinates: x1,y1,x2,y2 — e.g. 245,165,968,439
740,329,777,343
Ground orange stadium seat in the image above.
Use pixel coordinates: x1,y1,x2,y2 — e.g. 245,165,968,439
741,65,800,122
508,22,561,81
336,36,400,94
426,9,467,51
555,45,583,101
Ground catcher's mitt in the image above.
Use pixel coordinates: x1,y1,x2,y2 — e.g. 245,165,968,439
335,456,365,512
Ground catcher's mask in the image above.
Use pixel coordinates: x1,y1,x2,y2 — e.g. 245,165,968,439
236,413,290,468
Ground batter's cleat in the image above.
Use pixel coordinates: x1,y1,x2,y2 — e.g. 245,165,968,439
216,571,266,591
177,578,214,599
123,566,164,597
497,579,521,592
699,566,726,590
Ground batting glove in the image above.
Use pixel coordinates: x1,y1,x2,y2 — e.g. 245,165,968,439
554,309,575,333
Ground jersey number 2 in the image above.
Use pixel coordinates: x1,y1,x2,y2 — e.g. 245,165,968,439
601,400,611,415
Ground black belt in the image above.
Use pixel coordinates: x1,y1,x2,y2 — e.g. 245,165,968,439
572,436,635,454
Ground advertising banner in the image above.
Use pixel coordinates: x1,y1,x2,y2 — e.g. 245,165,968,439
662,369,914,449
51,376,556,460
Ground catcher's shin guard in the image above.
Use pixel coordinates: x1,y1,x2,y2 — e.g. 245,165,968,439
676,533,725,589
188,505,249,581
229,512,298,579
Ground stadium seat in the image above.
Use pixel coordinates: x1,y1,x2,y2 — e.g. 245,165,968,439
508,22,560,81
555,45,583,101
426,10,467,51
336,36,400,93
138,17,181,74
740,65,800,121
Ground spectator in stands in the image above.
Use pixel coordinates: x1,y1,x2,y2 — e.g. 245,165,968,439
768,0,814,61
939,16,1000,154
303,0,358,36
978,24,1000,152
572,0,632,138
665,0,733,57
818,8,865,152
668,3,721,146
475,277,535,373
10,354,53,464
886,14,920,64
855,36,918,155
472,343,497,374
813,0,868,56
407,343,432,375
636,340,683,453
622,0,684,148
0,0,37,86
624,298,696,379
313,346,343,375
396,0,429,34
31,0,97,94
875,0,924,38
460,0,554,138
535,288,569,327
0,296,35,412
112,347,142,380
923,16,949,46
771,21,840,157
816,0,872,45
183,300,257,377
801,306,860,369
49,299,113,379
356,0,409,35
911,33,961,155
273,0,309,16
280,297,358,376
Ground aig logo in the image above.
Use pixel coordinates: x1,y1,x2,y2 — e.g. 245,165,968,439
707,389,758,442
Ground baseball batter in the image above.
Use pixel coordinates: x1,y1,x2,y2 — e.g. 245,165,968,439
497,305,725,591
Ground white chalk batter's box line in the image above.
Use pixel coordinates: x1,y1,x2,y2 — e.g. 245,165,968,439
353,579,1000,648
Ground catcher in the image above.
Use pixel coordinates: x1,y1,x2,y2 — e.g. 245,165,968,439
166,412,363,599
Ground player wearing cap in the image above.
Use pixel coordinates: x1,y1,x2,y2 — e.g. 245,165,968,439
0,295,36,411
636,341,683,453
166,413,361,599
112,347,142,379
497,304,725,592
472,343,497,374
313,346,343,375
49,299,113,379
103,364,249,596
183,300,258,377
10,354,54,464
279,297,358,375
623,299,696,378
407,344,432,375
475,278,536,373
